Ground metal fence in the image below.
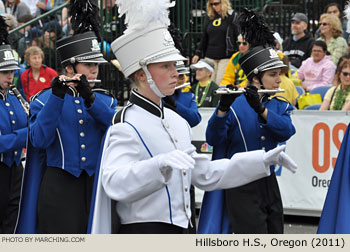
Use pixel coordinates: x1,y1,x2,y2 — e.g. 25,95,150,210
8,0,347,104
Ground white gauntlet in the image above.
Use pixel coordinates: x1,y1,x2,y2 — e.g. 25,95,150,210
263,145,297,174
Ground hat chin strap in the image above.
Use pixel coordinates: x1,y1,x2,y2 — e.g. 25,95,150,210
141,65,166,98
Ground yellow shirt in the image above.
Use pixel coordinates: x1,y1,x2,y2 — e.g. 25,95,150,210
273,75,299,105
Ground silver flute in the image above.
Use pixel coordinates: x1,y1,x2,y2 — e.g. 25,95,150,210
9,84,30,116
214,88,285,95
174,82,191,90
59,78,101,85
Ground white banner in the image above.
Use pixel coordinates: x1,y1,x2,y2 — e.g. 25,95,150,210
193,108,350,216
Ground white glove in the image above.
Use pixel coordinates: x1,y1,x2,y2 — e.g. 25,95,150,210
263,145,297,174
278,151,297,173
157,148,196,171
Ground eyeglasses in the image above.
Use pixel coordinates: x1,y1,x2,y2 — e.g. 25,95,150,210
237,41,248,46
320,22,328,26
210,2,221,6
341,71,350,77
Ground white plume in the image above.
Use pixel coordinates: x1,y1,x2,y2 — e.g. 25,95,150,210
344,1,350,33
116,0,175,34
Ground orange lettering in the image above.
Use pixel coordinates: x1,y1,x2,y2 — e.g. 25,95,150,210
312,123,330,173
332,123,347,168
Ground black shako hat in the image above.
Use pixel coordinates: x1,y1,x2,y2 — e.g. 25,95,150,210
56,31,107,66
0,44,20,71
239,46,286,80
0,15,20,71
56,0,107,67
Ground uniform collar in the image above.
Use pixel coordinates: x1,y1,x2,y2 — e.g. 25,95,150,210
129,89,164,118
0,89,9,100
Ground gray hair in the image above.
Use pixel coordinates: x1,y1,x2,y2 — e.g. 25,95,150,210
1,14,18,30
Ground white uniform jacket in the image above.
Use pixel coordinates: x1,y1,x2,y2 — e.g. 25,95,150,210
91,89,271,233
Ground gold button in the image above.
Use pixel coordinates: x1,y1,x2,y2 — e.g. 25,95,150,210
81,144,86,150
81,157,86,162
79,119,84,125
75,100,80,104
183,170,187,176
12,120,15,124
80,132,85,137
261,136,265,141
5,102,10,107
260,125,263,129
77,109,82,114
9,111,14,115
174,137,178,143
165,122,169,128
186,204,189,209
14,151,18,156
184,186,188,192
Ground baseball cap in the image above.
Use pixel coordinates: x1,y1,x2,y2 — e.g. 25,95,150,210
291,13,308,24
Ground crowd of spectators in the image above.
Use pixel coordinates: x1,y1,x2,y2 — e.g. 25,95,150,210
1,0,350,111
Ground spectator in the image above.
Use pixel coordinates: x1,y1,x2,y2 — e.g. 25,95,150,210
4,0,30,21
21,0,39,17
15,14,34,61
38,20,63,72
0,1,4,13
317,13,348,65
298,40,336,92
101,0,118,44
316,3,349,43
274,52,299,106
190,58,220,107
20,46,58,101
320,55,350,110
220,34,249,87
282,12,314,69
192,0,240,84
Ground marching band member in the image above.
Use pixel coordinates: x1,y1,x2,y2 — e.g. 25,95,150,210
203,9,296,234
17,0,117,234
89,0,297,234
0,16,27,234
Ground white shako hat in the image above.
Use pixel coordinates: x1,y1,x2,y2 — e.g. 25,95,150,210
56,0,107,67
0,16,20,71
111,0,186,98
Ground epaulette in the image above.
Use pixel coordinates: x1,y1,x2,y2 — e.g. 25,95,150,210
112,103,133,125
92,88,115,98
272,95,291,104
30,88,51,102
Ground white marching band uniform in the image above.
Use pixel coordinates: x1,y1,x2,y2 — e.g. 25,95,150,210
90,89,273,233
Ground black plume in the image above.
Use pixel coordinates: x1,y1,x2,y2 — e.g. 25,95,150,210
238,8,275,48
69,0,101,41
0,15,9,45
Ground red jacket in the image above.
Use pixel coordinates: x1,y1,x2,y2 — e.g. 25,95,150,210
21,65,58,101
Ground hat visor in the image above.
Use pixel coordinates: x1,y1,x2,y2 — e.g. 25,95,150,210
151,53,186,64
0,65,21,71
78,56,108,64
178,70,190,75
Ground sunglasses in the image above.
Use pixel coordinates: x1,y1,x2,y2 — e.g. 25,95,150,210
320,22,328,26
210,2,221,6
341,71,350,77
237,41,248,46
